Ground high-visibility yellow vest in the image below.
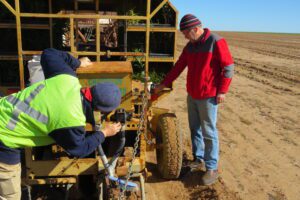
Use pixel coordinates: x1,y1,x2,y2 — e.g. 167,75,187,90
0,74,86,148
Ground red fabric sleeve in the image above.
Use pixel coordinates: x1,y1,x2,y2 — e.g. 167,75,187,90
162,48,188,87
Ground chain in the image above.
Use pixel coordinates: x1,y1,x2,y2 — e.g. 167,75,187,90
118,91,148,199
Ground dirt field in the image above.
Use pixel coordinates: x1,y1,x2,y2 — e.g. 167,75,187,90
145,31,300,200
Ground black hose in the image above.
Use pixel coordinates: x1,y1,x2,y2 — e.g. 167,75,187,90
108,129,126,166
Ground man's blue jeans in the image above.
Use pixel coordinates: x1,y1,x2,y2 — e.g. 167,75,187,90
187,95,219,170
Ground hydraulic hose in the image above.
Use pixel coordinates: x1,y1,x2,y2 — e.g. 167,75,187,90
97,127,126,176
108,129,126,166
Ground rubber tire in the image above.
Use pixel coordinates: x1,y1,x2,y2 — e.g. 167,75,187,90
156,113,183,179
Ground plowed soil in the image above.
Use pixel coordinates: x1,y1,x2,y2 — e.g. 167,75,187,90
145,31,300,200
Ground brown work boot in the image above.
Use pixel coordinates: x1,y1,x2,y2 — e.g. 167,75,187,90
188,158,204,169
202,170,219,185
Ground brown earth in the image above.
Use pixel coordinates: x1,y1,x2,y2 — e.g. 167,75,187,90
145,31,300,200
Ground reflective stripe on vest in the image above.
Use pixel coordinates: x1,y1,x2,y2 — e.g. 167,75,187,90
0,74,86,148
6,84,48,130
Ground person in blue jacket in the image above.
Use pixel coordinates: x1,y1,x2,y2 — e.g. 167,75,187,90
0,48,122,200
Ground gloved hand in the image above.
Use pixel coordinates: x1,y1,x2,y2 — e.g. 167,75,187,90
101,122,122,137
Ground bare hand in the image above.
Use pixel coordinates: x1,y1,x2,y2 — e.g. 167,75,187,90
79,57,92,68
216,93,225,104
153,84,166,94
101,122,122,137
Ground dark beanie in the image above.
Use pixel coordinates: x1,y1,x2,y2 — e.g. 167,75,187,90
180,14,202,31
91,82,121,112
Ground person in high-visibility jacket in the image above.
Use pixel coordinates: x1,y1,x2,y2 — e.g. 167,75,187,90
0,48,122,200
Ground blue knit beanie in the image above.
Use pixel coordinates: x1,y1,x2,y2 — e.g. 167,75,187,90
180,14,202,31
91,82,121,112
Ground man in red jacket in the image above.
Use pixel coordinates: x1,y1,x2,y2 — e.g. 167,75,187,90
154,14,234,185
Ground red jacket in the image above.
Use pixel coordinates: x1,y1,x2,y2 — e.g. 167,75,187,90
162,28,234,99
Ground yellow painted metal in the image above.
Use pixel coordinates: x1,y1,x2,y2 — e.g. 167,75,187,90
1,0,178,70
26,158,98,176
76,61,132,74
48,0,53,48
74,51,144,57
77,62,133,111
21,51,145,59
70,18,75,53
26,177,77,185
144,0,151,149
20,13,147,20
0,0,16,15
150,0,168,19
15,0,24,89
149,57,175,62
25,148,144,178
172,0,179,62
96,0,100,61
127,26,176,32
149,107,170,134
96,19,100,61
86,120,141,132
